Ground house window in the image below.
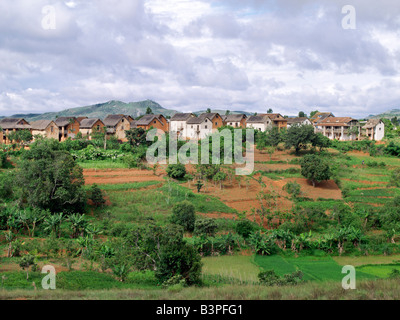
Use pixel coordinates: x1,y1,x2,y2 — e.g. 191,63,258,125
50,127,53,133
154,121,156,124
191,126,193,129
205,125,208,129
121,126,124,130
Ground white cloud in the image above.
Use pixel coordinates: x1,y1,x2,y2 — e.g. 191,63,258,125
0,0,399,117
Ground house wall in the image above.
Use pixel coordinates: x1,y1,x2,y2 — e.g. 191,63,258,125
186,119,213,140
375,122,385,141
138,118,166,133
115,118,130,141
225,117,246,128
80,120,105,140
32,123,59,140
211,114,224,130
246,123,267,132
170,120,190,140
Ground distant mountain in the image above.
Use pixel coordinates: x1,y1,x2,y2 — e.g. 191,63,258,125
0,100,178,121
368,109,400,119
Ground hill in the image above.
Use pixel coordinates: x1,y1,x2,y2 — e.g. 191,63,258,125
368,109,400,119
1,100,177,121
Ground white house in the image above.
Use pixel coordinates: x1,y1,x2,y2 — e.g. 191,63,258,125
186,113,223,140
246,115,272,132
362,119,385,141
315,117,359,141
169,113,196,140
287,117,312,128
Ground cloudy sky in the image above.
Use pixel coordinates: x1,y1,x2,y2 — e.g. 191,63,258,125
1,0,400,118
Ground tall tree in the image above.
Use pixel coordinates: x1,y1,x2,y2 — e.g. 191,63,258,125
298,111,307,118
285,125,315,154
146,107,153,115
300,154,332,187
16,138,86,213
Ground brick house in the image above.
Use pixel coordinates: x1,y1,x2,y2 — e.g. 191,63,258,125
55,117,80,141
136,114,169,132
246,115,272,132
222,114,247,128
30,120,59,140
0,118,32,144
79,118,105,140
103,115,131,141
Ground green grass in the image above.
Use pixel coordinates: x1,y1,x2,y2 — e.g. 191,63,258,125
102,181,236,225
357,264,400,278
0,271,159,291
4,279,400,299
254,255,376,282
78,161,127,169
94,181,162,191
202,255,260,283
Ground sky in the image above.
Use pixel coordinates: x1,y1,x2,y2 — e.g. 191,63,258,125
1,0,400,118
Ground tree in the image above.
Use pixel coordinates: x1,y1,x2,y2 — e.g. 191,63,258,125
267,108,273,114
213,171,227,189
19,254,37,280
146,107,153,115
311,133,331,151
125,128,147,148
195,180,204,193
16,138,86,213
265,127,282,147
166,163,187,180
310,110,319,118
206,108,212,113
389,168,400,188
194,218,218,237
285,124,315,154
235,220,256,238
171,200,196,232
298,111,307,118
265,146,276,161
129,224,202,285
91,126,108,150
300,154,332,187
88,184,106,207
7,130,33,145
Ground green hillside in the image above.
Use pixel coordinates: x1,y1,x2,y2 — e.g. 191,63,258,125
368,109,400,119
5,100,178,121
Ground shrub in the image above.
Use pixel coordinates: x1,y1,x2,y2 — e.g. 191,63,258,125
283,182,302,198
258,269,304,286
171,200,196,232
235,220,256,238
194,218,218,237
300,154,332,187
166,163,187,180
88,184,106,207
389,169,400,188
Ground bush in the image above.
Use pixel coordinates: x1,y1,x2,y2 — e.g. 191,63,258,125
283,182,302,198
389,169,400,188
171,200,196,232
88,184,106,207
235,220,256,238
194,218,218,237
258,269,304,286
166,163,187,180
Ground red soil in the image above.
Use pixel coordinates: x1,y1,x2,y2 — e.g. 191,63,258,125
83,168,164,185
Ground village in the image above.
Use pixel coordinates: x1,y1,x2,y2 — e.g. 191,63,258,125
0,111,386,144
